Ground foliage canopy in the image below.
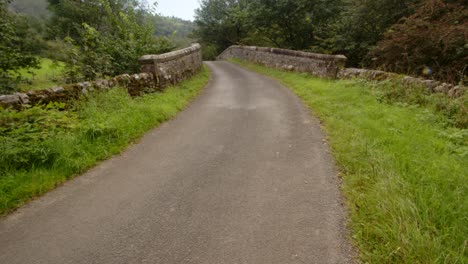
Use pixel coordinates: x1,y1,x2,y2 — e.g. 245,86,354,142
0,0,40,93
194,0,467,83
2,0,196,92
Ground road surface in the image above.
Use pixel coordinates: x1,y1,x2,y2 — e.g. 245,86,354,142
0,61,354,264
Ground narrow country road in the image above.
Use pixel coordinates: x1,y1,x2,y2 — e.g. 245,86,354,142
0,62,354,263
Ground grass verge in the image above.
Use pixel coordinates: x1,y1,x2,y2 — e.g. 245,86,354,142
0,66,209,215
17,58,65,91
232,60,467,263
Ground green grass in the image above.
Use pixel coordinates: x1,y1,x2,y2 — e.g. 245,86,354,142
17,58,65,91
232,60,467,263
0,66,210,215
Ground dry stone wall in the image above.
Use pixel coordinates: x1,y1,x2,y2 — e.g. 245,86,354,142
217,45,347,78
0,44,203,109
218,45,465,98
338,68,464,98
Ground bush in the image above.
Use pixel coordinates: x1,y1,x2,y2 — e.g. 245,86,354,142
0,102,76,172
0,1,40,93
47,0,177,83
371,79,468,128
201,44,220,61
369,0,468,84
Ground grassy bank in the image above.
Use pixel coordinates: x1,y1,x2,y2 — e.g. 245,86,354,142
232,60,467,263
17,58,65,91
0,66,209,215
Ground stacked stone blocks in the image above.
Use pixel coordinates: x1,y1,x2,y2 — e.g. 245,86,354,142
0,44,203,109
217,45,347,78
218,45,465,98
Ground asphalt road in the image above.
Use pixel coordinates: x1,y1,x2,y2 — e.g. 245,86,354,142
0,61,354,264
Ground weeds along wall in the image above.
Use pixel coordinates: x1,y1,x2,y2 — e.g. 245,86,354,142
217,45,347,78
338,68,464,98
0,44,203,109
218,45,465,98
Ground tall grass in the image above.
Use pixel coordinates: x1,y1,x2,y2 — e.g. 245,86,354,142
17,58,65,91
0,66,209,214
233,60,467,263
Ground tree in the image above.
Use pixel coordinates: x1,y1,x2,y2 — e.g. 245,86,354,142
247,0,342,50
46,0,175,81
194,0,251,58
194,0,342,59
326,0,420,66
369,0,468,83
151,15,196,47
0,0,40,93
46,0,148,40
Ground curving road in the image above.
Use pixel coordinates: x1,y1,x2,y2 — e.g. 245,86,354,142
0,62,354,264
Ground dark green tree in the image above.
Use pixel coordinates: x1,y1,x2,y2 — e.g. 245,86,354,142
247,0,342,50
0,0,40,93
194,0,251,58
369,0,467,83
193,0,342,58
46,0,144,40
326,0,421,66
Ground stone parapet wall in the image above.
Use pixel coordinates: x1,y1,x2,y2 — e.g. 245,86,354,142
139,43,203,87
217,45,347,78
0,44,203,109
218,45,464,98
0,73,156,109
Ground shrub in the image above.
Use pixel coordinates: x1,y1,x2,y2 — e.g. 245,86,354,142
371,79,467,128
0,102,76,172
0,1,40,93
369,0,468,84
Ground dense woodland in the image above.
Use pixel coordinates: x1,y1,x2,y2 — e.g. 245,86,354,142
1,0,466,94
0,0,194,93
194,0,467,84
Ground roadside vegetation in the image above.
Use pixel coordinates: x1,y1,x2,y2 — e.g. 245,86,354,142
232,60,467,263
1,0,196,94
0,0,203,213
195,0,467,84
0,66,209,215
1,0,466,261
